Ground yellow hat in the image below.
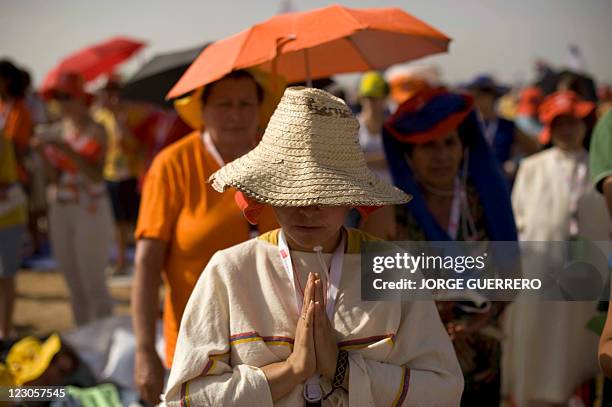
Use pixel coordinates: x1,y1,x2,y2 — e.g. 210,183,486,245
173,68,286,132
358,71,388,99
497,93,519,121
6,333,61,385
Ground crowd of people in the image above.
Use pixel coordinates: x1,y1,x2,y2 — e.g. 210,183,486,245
1,26,612,407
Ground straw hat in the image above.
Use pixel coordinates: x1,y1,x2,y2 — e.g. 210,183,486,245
210,87,410,207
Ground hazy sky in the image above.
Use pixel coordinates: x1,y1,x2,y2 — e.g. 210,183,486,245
2,0,612,88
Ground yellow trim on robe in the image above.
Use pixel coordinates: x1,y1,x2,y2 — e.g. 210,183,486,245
258,227,382,254
164,228,463,406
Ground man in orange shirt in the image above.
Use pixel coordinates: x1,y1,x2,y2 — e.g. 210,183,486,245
132,70,280,406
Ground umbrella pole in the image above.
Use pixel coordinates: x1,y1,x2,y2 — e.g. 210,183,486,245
304,48,312,88
273,35,296,92
271,56,278,94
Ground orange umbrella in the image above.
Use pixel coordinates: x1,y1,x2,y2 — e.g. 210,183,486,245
167,5,450,98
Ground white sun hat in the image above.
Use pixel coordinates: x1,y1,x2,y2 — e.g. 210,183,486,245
209,86,410,207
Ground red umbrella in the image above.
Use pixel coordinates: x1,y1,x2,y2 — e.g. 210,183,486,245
41,36,145,94
168,5,450,98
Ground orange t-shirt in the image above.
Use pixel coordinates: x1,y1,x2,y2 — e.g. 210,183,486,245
135,132,278,366
0,99,32,152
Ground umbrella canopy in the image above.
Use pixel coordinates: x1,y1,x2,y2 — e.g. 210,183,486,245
120,44,207,107
167,4,450,98
41,36,145,94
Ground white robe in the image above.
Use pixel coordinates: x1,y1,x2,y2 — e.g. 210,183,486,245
163,228,463,406
503,147,603,406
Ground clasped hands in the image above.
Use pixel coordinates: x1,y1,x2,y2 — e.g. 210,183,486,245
286,272,340,382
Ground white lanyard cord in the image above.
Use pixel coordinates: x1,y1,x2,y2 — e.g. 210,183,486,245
278,229,346,402
447,178,462,241
202,131,225,168
483,118,499,146
278,230,346,316
556,149,587,237
448,149,478,241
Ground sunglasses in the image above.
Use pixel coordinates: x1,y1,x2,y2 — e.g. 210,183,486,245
53,92,74,101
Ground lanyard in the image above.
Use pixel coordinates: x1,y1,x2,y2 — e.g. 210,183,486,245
202,131,225,168
482,118,499,146
278,229,346,315
278,229,346,403
447,177,478,241
203,131,261,238
447,178,463,240
555,148,587,237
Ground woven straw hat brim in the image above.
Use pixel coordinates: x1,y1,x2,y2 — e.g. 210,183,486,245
209,86,411,207
211,152,410,207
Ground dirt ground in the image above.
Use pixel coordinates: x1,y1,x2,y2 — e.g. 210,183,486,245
13,269,132,337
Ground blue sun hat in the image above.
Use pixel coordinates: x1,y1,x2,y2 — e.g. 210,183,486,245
382,87,517,241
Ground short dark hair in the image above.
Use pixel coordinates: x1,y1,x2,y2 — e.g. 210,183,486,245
201,70,264,105
0,59,27,98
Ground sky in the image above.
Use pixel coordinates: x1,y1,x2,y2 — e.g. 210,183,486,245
2,0,612,89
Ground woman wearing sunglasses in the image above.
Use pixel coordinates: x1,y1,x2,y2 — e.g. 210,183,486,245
33,71,114,327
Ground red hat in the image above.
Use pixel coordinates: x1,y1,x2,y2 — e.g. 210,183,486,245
538,90,595,144
43,71,92,103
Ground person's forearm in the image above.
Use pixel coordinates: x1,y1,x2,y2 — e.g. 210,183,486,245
599,276,612,378
132,246,164,352
600,340,612,378
262,359,304,402
603,177,612,219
